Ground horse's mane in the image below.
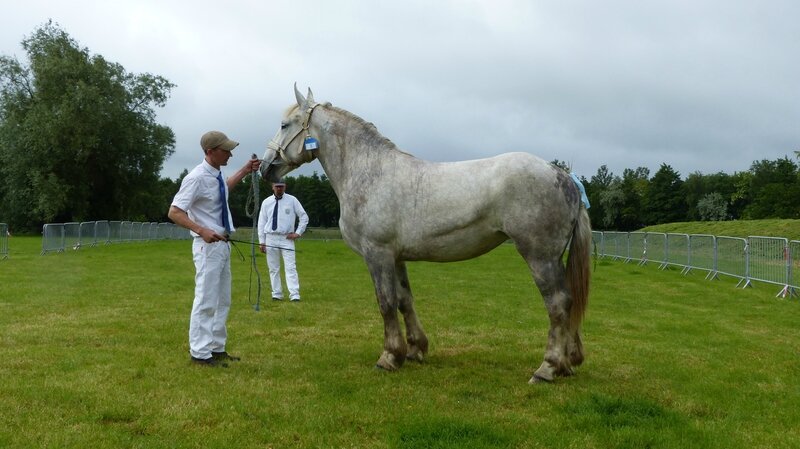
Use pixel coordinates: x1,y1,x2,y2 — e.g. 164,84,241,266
289,102,413,158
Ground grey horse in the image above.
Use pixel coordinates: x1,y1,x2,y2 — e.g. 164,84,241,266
262,86,592,383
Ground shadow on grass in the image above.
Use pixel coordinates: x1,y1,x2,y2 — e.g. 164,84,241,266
391,417,519,449
563,393,728,448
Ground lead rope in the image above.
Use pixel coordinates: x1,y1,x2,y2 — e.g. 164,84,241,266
245,155,263,311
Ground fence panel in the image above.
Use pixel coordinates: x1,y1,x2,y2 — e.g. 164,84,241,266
120,221,133,242
748,236,791,296
173,225,191,240
714,236,747,282
0,223,8,259
591,231,604,257
94,220,110,244
603,232,628,260
687,234,716,276
108,221,122,243
79,222,97,247
645,232,667,268
628,232,645,264
63,222,81,250
42,223,65,254
665,233,690,271
148,222,160,240
790,241,800,295
158,223,173,240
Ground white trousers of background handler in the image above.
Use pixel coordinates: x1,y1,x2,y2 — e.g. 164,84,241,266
190,239,231,359
264,233,299,300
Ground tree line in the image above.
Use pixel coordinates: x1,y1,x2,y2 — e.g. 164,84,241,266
0,22,175,233
576,156,800,231
1,22,797,234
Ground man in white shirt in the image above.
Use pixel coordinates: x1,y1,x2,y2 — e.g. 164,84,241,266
258,179,309,301
168,130,260,367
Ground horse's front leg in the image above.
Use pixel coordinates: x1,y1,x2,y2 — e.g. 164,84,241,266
396,262,428,363
365,254,407,371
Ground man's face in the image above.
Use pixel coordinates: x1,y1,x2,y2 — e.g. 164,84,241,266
207,147,233,167
272,184,286,198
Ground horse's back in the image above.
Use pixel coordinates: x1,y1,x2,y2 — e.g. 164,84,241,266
341,151,579,262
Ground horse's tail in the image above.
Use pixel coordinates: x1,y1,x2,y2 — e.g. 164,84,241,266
566,206,591,328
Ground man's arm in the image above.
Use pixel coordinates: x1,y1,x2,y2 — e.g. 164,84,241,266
286,198,309,241
168,205,226,243
295,199,309,235
226,158,261,191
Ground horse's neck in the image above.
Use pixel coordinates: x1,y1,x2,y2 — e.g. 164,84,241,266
316,107,413,194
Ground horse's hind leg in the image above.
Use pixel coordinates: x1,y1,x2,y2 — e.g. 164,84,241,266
524,257,577,382
365,253,407,371
396,262,428,362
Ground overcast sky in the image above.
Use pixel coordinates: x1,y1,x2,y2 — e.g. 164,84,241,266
2,0,799,181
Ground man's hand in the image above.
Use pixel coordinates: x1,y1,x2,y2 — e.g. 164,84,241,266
259,243,267,253
286,233,301,241
247,158,261,172
198,227,228,243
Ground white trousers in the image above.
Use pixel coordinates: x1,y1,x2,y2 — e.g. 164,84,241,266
189,239,231,359
264,233,299,300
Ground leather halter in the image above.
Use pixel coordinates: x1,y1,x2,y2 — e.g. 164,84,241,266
275,104,320,165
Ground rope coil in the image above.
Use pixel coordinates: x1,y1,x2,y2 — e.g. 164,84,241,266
246,157,263,310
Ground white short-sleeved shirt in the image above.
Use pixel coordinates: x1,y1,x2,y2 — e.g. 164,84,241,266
258,193,309,243
171,160,235,236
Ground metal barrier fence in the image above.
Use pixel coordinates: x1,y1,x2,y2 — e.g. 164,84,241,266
41,221,190,254
593,231,797,299
28,223,800,299
0,223,8,260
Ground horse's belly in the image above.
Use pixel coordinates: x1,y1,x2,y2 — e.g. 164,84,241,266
400,230,508,262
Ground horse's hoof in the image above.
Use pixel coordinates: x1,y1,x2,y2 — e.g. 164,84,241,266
406,350,424,363
375,352,401,371
529,374,552,384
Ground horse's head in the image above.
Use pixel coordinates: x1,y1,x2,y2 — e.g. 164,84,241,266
261,84,321,183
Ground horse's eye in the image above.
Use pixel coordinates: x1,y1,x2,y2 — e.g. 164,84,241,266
280,123,288,130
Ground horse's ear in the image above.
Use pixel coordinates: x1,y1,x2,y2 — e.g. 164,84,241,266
306,88,315,105
294,82,306,107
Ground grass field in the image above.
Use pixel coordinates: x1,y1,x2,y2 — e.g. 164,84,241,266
641,218,800,241
0,235,798,448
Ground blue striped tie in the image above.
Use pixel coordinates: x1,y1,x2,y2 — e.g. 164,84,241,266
217,172,231,233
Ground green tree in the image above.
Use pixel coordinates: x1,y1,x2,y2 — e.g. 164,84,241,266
743,157,800,219
643,164,685,225
697,192,728,221
598,177,623,229
585,165,613,230
237,172,340,230
550,159,571,172
617,167,649,231
682,171,737,221
285,172,339,227
0,21,175,232
729,171,752,219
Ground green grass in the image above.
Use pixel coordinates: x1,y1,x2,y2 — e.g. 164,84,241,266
640,218,800,241
0,236,798,448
